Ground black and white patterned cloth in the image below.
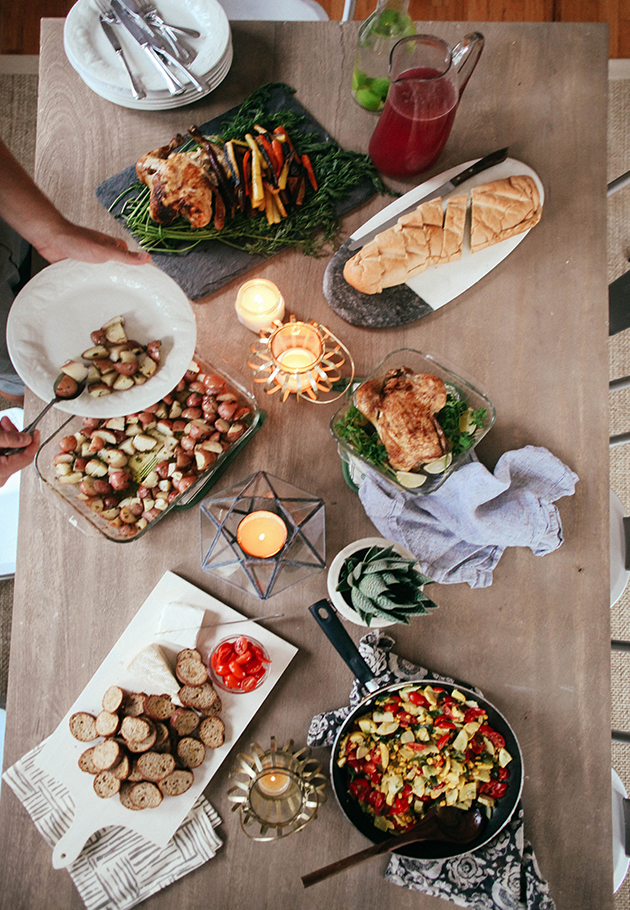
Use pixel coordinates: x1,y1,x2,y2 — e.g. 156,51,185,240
3,741,223,910
307,631,556,910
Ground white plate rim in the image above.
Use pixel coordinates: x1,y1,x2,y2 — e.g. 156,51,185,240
6,260,197,418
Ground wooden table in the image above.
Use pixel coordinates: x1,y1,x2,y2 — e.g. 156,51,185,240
0,19,611,910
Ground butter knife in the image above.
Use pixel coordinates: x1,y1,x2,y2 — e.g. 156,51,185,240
100,17,146,99
115,0,198,64
346,147,509,251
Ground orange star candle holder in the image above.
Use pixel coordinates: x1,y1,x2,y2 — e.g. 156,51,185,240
247,316,354,403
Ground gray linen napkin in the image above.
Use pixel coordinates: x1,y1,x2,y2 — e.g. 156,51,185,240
358,446,578,588
307,631,556,910
2,740,223,910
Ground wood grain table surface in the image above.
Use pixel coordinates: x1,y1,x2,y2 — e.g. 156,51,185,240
0,18,611,910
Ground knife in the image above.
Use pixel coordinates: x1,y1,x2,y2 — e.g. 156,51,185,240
99,17,146,100
111,0,206,93
346,147,509,251
115,0,198,64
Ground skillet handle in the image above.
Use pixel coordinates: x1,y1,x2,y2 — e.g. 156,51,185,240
308,599,377,689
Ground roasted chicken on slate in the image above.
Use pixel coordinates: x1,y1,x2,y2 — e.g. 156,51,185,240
354,368,449,471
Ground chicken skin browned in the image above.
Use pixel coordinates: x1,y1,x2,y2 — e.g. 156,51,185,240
354,368,449,471
136,136,215,228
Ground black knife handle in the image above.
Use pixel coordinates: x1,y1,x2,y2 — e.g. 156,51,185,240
308,599,376,687
451,147,509,187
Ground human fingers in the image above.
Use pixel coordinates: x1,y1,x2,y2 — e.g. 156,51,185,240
0,417,32,450
0,429,39,487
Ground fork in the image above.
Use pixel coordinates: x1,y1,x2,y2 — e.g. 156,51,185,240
133,0,201,40
123,0,199,65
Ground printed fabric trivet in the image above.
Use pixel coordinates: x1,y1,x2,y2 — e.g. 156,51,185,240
3,740,222,910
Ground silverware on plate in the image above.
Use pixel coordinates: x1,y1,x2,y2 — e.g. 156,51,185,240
119,0,199,64
111,0,206,93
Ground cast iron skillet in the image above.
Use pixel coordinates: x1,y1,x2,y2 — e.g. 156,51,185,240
309,599,524,860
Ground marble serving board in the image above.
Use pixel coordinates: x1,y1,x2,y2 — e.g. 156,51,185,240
96,85,377,301
323,157,544,328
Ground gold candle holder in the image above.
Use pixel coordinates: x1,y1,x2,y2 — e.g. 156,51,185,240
247,316,354,403
227,737,327,841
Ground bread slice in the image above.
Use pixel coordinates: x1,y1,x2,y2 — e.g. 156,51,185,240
470,175,541,252
177,736,206,769
176,657,208,687
92,739,123,771
159,768,194,797
143,693,176,722
78,747,99,775
95,710,120,737
121,715,153,743
199,716,225,749
170,707,200,737
439,194,467,263
136,751,176,782
102,685,125,714
94,770,121,799
119,781,142,810
69,712,97,742
128,780,163,809
178,682,221,716
121,692,148,717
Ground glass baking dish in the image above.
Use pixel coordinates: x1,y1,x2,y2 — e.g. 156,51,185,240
35,352,262,542
330,348,495,495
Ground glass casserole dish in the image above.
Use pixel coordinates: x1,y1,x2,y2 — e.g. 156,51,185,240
35,352,262,542
330,348,495,495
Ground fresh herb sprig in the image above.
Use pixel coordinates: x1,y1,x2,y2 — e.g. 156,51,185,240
109,83,389,256
437,396,486,457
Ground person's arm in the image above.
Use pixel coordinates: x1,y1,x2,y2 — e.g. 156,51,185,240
0,139,149,265
0,416,40,487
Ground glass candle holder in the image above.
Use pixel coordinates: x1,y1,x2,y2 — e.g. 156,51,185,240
235,279,285,333
200,471,325,599
228,737,327,841
248,315,354,403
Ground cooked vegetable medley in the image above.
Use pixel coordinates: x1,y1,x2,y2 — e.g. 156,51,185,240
337,684,512,833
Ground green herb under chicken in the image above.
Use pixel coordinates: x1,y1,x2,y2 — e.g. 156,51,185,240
109,83,389,256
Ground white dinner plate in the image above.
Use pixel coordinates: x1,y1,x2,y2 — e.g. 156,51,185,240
33,571,298,868
64,0,230,100
7,260,197,418
323,156,545,328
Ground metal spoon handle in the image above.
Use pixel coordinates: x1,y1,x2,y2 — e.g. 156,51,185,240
0,398,55,457
145,45,186,93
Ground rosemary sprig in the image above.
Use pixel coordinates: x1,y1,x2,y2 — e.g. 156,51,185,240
109,82,390,256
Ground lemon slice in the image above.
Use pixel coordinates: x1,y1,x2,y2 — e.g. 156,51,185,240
395,471,427,488
423,452,453,475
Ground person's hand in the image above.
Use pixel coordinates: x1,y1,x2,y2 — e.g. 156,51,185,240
35,218,150,266
0,416,40,488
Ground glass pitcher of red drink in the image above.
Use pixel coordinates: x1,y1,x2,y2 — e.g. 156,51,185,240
368,32,484,179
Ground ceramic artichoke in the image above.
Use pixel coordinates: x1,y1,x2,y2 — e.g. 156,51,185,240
336,544,437,626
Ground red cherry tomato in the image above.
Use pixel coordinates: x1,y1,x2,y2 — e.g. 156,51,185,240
223,674,242,689
241,675,260,692
216,642,234,662
228,660,246,680
234,649,253,665
234,636,250,655
213,661,232,677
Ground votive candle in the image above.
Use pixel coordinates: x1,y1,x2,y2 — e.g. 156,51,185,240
235,279,285,333
237,510,288,558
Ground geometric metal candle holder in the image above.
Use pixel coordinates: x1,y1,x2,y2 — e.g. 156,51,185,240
200,471,326,599
247,315,354,403
228,737,327,841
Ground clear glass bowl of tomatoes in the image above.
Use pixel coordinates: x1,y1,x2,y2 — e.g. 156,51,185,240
209,635,271,693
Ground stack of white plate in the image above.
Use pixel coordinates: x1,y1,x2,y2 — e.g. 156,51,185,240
64,0,232,110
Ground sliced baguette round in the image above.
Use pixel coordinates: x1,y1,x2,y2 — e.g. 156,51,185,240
136,751,176,782
177,648,202,663
110,753,131,781
143,693,176,721
120,715,153,743
178,682,221,716
170,707,200,737
78,747,99,775
198,716,225,750
95,710,120,737
128,780,163,809
177,736,206,769
94,770,121,799
102,685,125,714
119,781,141,810
126,727,157,753
92,739,123,771
121,692,148,717
176,657,208,687
159,768,194,797
69,712,98,742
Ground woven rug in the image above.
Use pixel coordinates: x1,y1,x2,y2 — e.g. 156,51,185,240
1,65,630,899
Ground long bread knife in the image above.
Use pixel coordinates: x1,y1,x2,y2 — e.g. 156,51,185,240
346,147,509,251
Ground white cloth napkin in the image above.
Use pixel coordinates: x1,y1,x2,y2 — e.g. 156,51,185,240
3,740,223,910
358,446,578,588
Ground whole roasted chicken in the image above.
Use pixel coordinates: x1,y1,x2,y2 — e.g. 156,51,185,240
136,128,236,230
354,368,449,472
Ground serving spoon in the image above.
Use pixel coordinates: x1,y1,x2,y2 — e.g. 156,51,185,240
0,372,87,457
301,806,485,888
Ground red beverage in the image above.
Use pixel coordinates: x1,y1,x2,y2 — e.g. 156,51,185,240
368,66,459,178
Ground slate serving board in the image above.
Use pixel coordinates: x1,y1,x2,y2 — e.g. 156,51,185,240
96,85,377,301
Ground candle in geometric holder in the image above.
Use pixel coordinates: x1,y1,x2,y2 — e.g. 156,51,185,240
228,737,327,841
199,471,325,600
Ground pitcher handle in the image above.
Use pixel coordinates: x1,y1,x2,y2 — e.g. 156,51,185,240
452,31,484,97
